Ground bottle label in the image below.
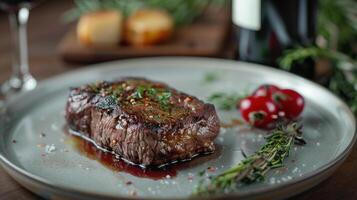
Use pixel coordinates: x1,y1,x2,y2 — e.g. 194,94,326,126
232,0,261,31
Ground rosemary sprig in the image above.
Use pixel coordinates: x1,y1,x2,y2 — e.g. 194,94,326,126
278,46,357,114
194,122,305,196
63,0,227,25
278,47,357,71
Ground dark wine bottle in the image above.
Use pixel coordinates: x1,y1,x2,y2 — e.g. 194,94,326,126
232,0,317,77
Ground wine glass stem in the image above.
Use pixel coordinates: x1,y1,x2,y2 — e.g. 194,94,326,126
9,7,30,81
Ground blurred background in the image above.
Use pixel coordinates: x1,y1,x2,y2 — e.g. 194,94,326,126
0,0,356,199
0,0,356,109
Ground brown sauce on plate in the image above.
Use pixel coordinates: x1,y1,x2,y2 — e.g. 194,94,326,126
220,118,244,128
65,128,221,180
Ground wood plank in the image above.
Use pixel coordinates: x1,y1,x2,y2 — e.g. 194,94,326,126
58,7,230,63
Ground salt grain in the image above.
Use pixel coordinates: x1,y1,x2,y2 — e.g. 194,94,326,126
269,177,276,184
187,173,194,182
45,144,56,153
292,167,299,174
129,190,137,196
51,124,59,131
316,142,320,146
115,124,122,130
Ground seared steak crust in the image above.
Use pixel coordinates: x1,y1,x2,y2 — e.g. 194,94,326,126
65,78,220,166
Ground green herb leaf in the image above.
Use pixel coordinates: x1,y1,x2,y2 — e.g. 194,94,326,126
132,86,146,99
208,92,243,111
157,91,172,107
147,88,158,97
203,72,219,83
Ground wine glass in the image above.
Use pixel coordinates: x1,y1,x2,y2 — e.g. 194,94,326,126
0,0,38,98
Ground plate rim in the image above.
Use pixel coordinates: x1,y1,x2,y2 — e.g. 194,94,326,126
0,56,356,200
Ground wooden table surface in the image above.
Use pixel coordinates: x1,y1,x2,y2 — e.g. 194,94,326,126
0,1,356,199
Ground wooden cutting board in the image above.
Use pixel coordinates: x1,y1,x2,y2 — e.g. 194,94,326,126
58,7,231,63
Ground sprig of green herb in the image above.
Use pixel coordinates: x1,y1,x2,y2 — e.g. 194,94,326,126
278,46,357,114
318,0,357,57
208,92,244,111
63,0,227,25
278,47,357,71
194,122,305,196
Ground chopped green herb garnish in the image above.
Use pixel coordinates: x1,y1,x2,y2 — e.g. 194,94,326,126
129,85,172,110
157,91,172,106
131,86,146,99
203,72,219,83
208,92,243,111
198,170,206,177
90,80,173,112
147,88,158,97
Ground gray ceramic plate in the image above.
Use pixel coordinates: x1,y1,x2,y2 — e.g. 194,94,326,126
0,57,356,200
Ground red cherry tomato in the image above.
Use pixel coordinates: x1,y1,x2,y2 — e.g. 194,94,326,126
252,84,281,98
238,96,279,129
273,89,304,119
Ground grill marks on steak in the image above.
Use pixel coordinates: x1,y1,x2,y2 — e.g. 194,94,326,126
66,78,220,167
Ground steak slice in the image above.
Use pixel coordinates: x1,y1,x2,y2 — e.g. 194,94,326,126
65,77,220,167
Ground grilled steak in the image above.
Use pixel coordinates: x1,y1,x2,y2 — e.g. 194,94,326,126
65,78,220,167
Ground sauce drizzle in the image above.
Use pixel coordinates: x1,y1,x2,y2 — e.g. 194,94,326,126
66,128,221,180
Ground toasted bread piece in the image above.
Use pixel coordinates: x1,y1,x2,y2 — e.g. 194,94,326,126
77,10,123,47
125,9,174,46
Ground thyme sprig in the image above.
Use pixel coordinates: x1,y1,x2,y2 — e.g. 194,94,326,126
194,122,305,196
